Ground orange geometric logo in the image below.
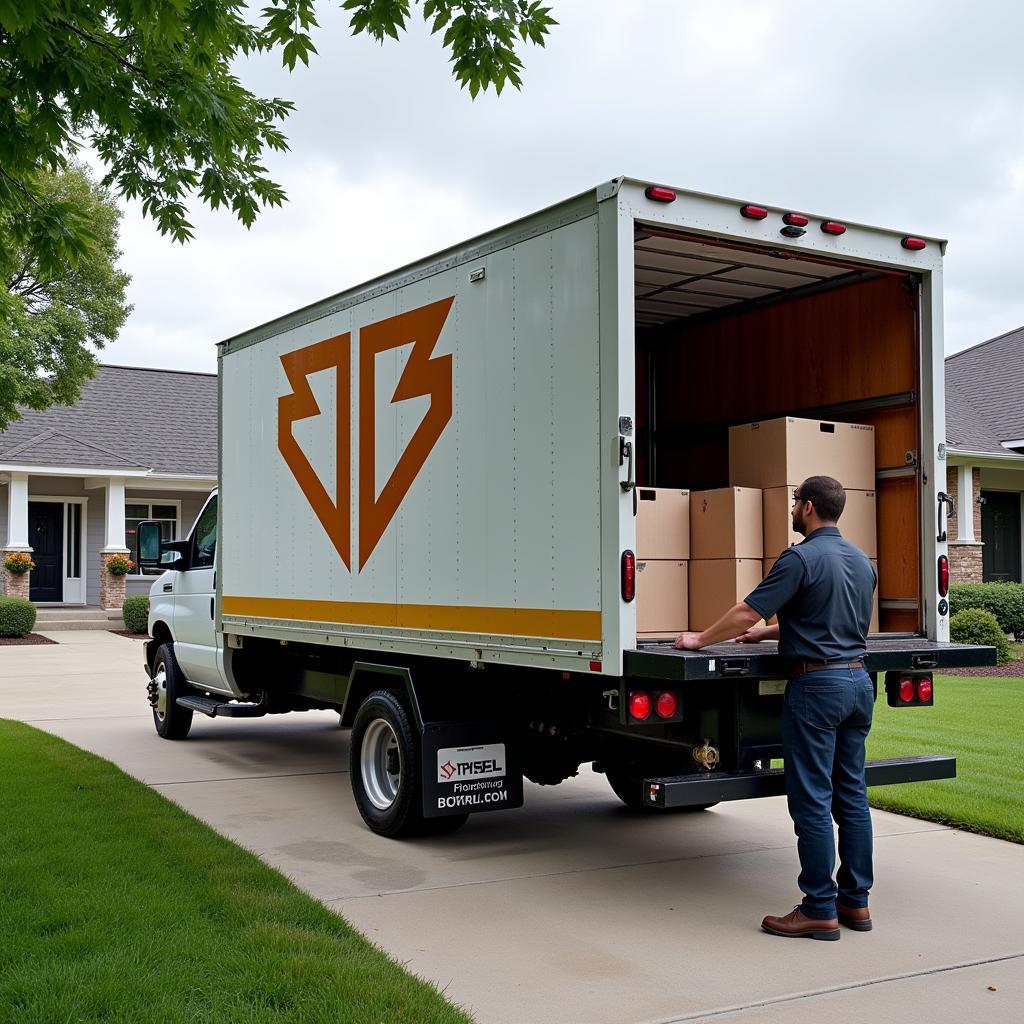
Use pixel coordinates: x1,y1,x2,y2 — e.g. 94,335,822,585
278,296,454,572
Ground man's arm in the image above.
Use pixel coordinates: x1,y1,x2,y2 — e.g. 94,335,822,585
673,602,762,650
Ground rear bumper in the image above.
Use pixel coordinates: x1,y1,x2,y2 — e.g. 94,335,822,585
644,755,956,808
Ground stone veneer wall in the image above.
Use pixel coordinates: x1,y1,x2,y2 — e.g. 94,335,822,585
947,466,984,584
1,555,31,598
99,551,128,610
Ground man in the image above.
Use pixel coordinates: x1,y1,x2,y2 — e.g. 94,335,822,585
674,475,877,942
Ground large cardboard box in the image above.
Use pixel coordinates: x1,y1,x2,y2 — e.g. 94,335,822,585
636,488,690,560
761,557,879,632
688,559,764,631
763,487,877,558
690,487,763,559
636,559,688,633
729,417,875,490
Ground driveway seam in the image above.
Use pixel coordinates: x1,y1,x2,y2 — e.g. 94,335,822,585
153,769,349,786
646,951,1024,1023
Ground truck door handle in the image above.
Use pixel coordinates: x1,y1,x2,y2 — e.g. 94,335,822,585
210,598,214,619
619,436,635,492
937,491,955,542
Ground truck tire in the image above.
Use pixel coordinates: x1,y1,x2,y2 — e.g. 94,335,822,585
604,769,716,813
350,690,468,838
150,643,194,740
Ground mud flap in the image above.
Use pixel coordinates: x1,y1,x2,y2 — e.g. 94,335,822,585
421,721,524,818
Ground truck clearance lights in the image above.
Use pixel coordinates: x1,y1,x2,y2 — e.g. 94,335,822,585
821,221,847,235
783,212,809,227
886,672,934,708
901,236,927,251
622,550,636,602
740,204,768,220
645,185,677,203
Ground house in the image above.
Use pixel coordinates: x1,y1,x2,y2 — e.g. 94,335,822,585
945,326,1024,584
0,365,216,610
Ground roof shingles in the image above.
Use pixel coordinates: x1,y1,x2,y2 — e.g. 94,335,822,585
0,365,217,476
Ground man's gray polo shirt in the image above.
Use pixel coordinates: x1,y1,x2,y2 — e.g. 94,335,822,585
744,526,877,663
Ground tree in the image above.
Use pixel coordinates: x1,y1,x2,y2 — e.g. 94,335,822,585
0,165,131,428
0,1,555,423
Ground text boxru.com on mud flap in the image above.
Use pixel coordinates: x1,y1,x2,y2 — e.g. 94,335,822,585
421,722,524,817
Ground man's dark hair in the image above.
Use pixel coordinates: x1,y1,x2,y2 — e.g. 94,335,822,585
798,476,847,522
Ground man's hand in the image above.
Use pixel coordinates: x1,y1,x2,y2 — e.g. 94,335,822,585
673,631,704,651
735,626,771,644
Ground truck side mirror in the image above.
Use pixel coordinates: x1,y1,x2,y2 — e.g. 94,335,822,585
137,520,188,573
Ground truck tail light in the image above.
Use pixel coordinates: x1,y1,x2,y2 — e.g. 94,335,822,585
629,691,652,721
938,555,949,597
622,550,636,602
655,691,678,719
645,185,677,203
886,671,934,707
740,204,768,220
821,221,847,235
901,236,927,250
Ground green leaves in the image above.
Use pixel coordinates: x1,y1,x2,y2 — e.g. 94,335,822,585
0,165,132,429
344,1,556,96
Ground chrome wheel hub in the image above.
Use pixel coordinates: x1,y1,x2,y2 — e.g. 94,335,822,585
361,719,402,811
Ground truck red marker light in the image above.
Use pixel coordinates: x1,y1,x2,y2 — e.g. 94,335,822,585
740,204,768,220
821,221,847,235
901,237,927,251
629,691,652,721
645,185,677,203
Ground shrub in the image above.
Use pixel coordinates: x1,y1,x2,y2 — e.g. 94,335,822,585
0,597,37,637
3,552,35,574
949,582,1024,641
122,595,150,634
949,608,1011,664
106,554,135,576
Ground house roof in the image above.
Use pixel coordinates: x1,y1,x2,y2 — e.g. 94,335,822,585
945,326,1024,456
0,364,217,476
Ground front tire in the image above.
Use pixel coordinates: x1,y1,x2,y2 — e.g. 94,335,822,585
349,690,468,838
150,643,193,740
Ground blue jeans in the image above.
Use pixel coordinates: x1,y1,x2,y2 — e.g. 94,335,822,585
782,668,874,920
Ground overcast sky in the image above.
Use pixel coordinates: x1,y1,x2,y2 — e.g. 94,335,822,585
99,0,1024,373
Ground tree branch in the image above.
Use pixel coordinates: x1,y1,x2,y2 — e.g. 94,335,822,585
56,19,144,77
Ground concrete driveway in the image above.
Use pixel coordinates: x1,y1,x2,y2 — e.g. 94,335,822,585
2,630,1022,1024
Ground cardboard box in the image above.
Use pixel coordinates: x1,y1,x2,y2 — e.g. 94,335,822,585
761,557,879,632
688,559,764,631
636,560,688,633
729,417,875,490
690,487,763,559
763,487,877,558
636,488,690,560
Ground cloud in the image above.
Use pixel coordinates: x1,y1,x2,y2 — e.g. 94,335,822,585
102,0,1024,370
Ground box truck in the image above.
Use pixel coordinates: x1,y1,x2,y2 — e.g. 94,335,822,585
139,177,992,838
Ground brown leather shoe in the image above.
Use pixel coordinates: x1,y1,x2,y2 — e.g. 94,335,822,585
837,903,872,931
761,907,840,941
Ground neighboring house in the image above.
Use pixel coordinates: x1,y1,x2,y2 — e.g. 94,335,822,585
945,326,1024,584
0,365,216,609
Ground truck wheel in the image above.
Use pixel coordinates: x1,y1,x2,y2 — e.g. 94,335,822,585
350,690,468,838
604,769,716,813
150,643,194,740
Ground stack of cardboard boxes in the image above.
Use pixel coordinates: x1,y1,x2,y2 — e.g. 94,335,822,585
635,416,880,637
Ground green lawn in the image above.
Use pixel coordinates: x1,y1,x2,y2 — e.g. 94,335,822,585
0,720,472,1024
866,674,1024,844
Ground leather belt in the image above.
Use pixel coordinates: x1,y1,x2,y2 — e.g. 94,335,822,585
791,659,865,677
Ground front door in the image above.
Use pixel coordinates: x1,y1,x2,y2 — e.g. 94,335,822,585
982,491,1022,582
28,502,63,602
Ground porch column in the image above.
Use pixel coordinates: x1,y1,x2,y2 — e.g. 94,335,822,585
949,463,983,584
2,472,32,598
100,476,130,610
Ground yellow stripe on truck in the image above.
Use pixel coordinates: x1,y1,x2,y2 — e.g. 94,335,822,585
221,596,602,641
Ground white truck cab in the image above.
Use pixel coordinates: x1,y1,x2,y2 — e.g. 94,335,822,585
145,491,235,702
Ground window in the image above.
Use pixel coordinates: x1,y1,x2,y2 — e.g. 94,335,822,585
126,502,179,575
67,503,82,579
191,496,217,569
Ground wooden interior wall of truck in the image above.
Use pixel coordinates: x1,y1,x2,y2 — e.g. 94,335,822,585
635,274,922,633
